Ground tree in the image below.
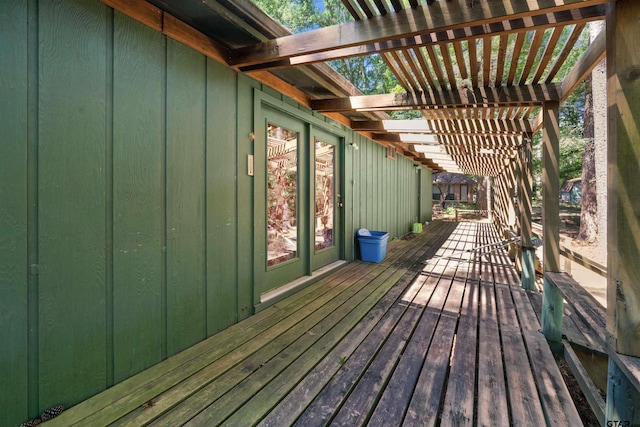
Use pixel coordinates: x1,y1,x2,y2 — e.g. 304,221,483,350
589,21,607,250
575,69,597,243
435,175,453,208
252,0,400,95
476,176,490,214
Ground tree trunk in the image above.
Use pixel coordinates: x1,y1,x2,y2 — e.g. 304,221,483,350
438,184,449,208
476,176,487,211
590,20,608,250
578,135,598,242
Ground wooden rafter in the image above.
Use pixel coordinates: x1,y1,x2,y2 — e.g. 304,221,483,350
311,83,562,112
351,118,532,135
229,2,607,71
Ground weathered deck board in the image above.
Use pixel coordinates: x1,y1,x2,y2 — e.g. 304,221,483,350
401,224,473,427
476,224,510,427
47,220,584,427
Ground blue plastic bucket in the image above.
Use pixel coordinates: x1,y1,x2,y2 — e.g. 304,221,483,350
357,229,389,263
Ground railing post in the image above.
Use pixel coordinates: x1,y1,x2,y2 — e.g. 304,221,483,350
541,101,563,349
519,139,535,290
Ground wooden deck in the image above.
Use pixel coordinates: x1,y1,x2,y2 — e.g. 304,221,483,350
47,220,583,427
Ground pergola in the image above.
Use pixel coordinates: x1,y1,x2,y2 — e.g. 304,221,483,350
107,0,639,422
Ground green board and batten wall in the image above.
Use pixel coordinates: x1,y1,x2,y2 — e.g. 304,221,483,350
0,1,432,424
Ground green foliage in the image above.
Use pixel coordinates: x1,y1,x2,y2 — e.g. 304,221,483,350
253,0,342,33
251,0,399,94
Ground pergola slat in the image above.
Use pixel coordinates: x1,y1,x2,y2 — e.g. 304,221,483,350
544,23,587,83
531,26,565,83
518,29,546,85
507,32,527,85
495,34,509,86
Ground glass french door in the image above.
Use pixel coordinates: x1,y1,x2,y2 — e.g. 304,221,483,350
255,106,342,297
311,129,341,270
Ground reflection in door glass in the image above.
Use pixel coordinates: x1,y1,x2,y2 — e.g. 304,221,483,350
315,140,334,251
267,124,298,266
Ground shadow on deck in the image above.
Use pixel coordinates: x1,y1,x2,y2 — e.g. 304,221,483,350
47,220,582,426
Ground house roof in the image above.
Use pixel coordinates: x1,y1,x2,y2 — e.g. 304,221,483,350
134,0,608,176
560,177,582,192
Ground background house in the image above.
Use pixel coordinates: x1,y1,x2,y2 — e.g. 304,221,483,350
560,178,582,204
432,173,477,203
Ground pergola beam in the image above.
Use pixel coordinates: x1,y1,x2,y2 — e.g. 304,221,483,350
311,84,562,112
561,28,606,101
229,0,609,69
352,119,532,135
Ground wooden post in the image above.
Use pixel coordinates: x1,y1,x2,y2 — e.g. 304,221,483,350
606,1,640,423
520,140,535,290
541,101,563,346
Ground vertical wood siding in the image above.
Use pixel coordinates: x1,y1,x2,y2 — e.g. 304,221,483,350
0,0,29,421
37,0,108,411
0,1,428,424
112,11,164,384
348,135,422,241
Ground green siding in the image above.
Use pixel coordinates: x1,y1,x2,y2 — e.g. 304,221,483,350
421,167,433,222
112,12,164,382
350,136,420,240
0,1,426,424
0,1,29,425
206,59,238,334
37,0,108,410
165,39,207,355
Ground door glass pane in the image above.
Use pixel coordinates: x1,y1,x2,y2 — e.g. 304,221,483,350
267,124,298,266
315,140,334,251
